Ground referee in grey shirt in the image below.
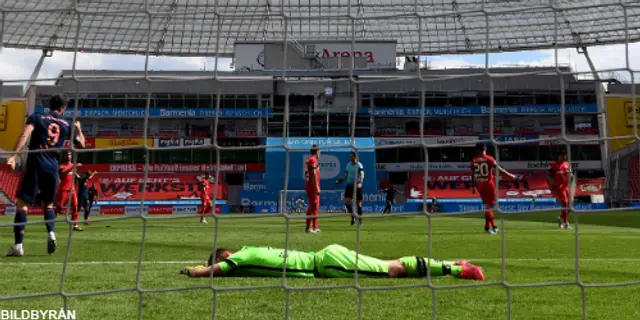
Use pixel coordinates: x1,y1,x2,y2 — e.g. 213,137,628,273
335,151,365,225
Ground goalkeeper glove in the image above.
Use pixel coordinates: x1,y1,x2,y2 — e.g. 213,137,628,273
180,265,205,277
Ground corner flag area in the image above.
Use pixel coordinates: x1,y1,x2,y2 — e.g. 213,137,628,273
1,212,638,320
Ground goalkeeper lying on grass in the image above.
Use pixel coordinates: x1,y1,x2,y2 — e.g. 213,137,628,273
180,244,484,280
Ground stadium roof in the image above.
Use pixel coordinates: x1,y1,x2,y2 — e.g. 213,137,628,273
2,0,640,57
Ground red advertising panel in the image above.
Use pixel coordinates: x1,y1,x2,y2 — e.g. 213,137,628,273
407,171,604,199
82,163,264,173
90,174,228,201
101,206,125,215
0,204,6,215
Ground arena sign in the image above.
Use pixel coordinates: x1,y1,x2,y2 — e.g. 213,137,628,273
234,41,397,70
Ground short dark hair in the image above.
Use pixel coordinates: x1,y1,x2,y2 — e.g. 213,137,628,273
208,248,230,266
350,151,357,158
49,94,69,111
557,149,567,156
475,142,486,152
310,144,319,155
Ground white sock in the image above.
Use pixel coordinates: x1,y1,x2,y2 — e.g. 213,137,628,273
48,231,56,240
15,243,23,251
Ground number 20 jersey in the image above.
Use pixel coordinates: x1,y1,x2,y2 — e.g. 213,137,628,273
26,111,74,173
471,154,497,185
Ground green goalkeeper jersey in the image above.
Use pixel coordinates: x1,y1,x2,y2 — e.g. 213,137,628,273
217,246,316,278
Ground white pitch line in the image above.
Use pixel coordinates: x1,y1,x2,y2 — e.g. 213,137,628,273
2,258,640,266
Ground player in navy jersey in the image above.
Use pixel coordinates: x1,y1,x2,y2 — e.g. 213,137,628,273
4,94,86,257
76,169,97,225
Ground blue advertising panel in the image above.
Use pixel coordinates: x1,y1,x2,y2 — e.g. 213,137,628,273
265,137,377,194
438,202,606,213
34,108,271,118
244,172,265,181
358,104,597,117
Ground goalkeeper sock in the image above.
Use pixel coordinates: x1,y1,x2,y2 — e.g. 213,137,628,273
14,209,27,245
399,256,462,277
44,208,56,233
357,205,363,217
84,206,90,221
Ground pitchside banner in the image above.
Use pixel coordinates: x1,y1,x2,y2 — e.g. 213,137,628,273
406,171,605,199
81,163,264,173
265,137,377,194
89,174,227,202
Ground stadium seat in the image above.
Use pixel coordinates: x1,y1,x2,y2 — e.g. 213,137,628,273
0,164,21,204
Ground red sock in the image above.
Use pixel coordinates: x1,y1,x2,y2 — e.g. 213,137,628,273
305,210,312,229
313,216,318,230
561,209,569,224
484,211,493,229
72,209,78,222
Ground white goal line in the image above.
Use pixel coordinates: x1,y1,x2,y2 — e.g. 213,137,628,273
3,258,640,266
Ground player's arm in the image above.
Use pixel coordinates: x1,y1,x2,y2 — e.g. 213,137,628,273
492,157,516,179
60,163,81,175
336,171,348,184
71,121,86,149
7,123,35,170
308,162,319,192
356,163,364,187
181,264,226,278
497,166,516,179
546,167,555,188
471,162,477,194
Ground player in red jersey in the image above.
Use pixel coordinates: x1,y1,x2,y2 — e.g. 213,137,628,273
471,143,517,234
198,172,214,224
55,151,83,231
304,145,321,234
547,149,573,230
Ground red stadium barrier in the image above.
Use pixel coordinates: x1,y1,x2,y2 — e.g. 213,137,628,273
406,171,605,199
0,204,6,215
88,173,228,201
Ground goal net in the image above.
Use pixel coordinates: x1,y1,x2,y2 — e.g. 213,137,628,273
0,1,639,319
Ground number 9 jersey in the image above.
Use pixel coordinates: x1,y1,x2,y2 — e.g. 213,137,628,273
25,111,77,172
17,111,78,206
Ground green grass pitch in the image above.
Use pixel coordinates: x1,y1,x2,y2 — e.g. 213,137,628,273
1,211,639,320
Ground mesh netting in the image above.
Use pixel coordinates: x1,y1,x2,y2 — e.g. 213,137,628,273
1,1,640,320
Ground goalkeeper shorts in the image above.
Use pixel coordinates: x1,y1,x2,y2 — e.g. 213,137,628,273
314,244,389,278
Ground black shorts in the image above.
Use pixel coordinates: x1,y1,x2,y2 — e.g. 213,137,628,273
17,168,58,205
344,184,363,201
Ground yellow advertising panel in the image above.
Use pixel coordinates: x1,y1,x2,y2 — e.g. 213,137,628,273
0,100,26,151
606,96,640,153
95,138,154,149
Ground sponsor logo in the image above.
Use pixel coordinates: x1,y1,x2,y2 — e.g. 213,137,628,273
580,183,602,192
320,49,374,63
174,206,198,214
101,206,125,215
241,198,278,206
184,138,208,146
317,155,341,180
159,138,181,147
159,109,197,117
526,162,580,169
148,206,173,214
243,182,266,192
